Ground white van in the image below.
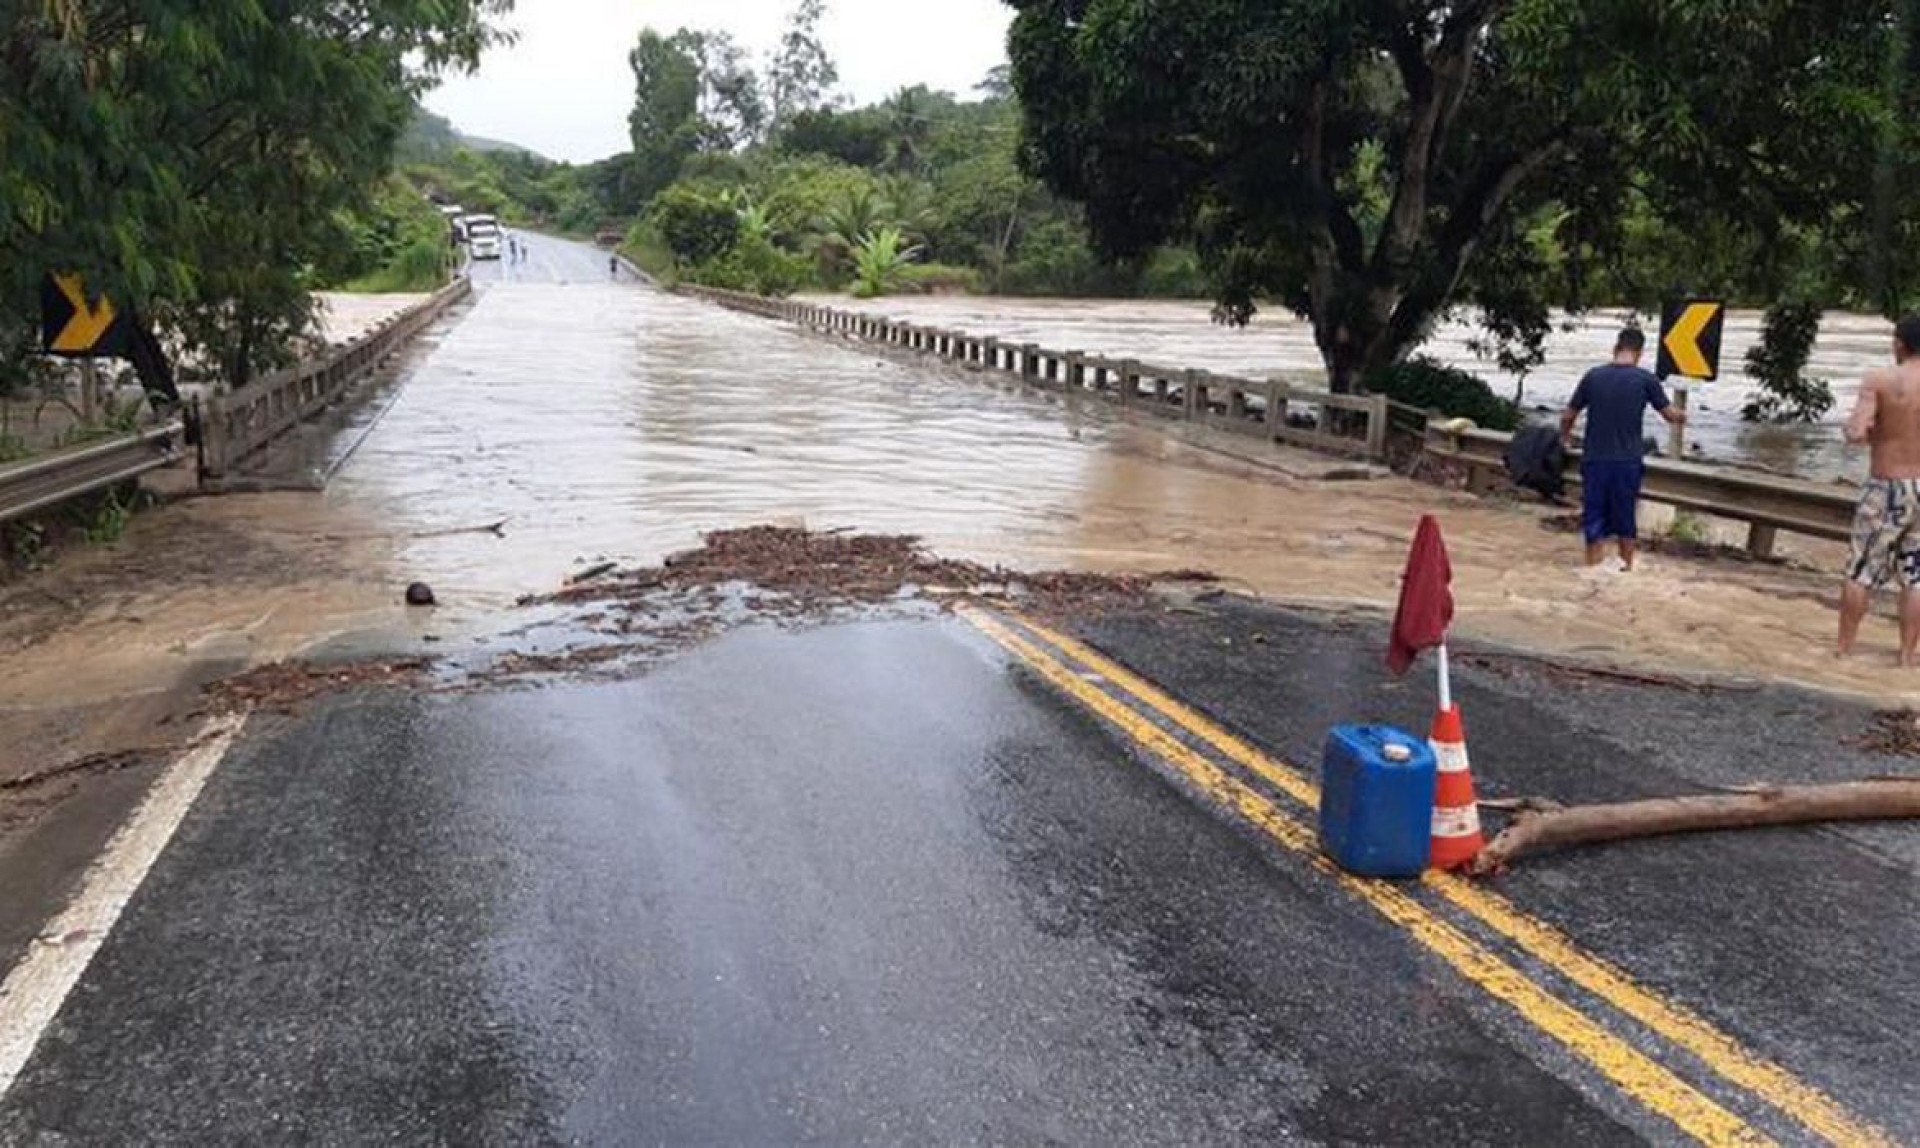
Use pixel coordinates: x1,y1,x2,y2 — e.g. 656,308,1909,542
465,214,503,260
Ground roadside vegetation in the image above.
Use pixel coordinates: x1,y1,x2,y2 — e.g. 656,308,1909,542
396,1,1920,428
1,1,506,396
10,1,1920,434
1005,0,1920,425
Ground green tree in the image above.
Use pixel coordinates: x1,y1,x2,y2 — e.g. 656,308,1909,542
1743,302,1834,424
776,107,891,167
767,0,838,132
650,185,740,265
2,0,509,385
685,30,766,150
880,86,938,174
1007,0,1894,391
629,29,704,195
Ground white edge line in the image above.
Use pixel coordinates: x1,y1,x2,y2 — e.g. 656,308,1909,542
0,711,247,1098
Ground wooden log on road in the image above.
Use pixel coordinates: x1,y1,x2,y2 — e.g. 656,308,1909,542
1469,779,1920,876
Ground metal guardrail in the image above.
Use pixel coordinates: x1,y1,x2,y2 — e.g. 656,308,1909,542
1423,422,1855,558
0,424,183,525
200,277,472,479
676,285,1390,461
0,278,470,527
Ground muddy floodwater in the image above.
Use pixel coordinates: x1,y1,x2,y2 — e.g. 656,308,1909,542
5,234,1917,757
311,264,1920,701
827,295,1894,483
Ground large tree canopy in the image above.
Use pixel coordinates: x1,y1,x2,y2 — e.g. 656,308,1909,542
1,0,510,384
1007,0,1899,388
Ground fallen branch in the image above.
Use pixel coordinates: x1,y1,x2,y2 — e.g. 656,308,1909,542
1469,779,1920,876
411,519,507,539
568,561,619,585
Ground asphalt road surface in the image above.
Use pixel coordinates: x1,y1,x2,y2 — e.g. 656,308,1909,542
0,602,1913,1144
468,229,628,287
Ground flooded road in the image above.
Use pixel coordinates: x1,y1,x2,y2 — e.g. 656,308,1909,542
310,237,1913,700
827,295,1894,483
5,231,1917,761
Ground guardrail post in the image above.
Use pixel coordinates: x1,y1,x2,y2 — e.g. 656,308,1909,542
1019,344,1039,379
1118,359,1139,406
1365,395,1389,460
983,337,1000,371
1183,370,1205,419
1267,381,1289,441
1748,524,1778,560
1067,352,1086,391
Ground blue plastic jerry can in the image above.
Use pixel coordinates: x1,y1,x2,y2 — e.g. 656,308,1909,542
1319,725,1438,878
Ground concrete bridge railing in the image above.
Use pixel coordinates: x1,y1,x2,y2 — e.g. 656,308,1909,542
199,277,471,480
675,284,1390,462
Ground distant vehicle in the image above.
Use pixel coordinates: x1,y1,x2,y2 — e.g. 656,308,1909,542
464,213,503,261
437,204,466,241
594,230,624,249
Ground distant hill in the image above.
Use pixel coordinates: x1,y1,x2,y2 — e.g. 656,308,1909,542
398,107,548,164
457,133,545,158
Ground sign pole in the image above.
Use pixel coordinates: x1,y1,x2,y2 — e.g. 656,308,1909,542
79,359,98,425
1656,299,1724,459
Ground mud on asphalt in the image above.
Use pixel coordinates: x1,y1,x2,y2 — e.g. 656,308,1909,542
5,524,1915,854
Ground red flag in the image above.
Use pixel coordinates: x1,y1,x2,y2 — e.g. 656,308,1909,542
1387,515,1454,675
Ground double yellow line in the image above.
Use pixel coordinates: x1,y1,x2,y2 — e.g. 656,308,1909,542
957,605,1891,1148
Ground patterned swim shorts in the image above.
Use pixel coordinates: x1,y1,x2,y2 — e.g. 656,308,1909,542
1848,477,1920,589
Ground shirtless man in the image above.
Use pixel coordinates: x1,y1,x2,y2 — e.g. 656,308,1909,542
1838,315,1920,664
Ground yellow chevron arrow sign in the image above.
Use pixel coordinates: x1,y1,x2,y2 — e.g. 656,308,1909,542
41,273,128,357
1656,300,1726,382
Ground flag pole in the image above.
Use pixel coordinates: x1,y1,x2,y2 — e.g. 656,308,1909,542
1437,641,1453,713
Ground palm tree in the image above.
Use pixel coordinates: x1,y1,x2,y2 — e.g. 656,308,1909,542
810,186,893,275
881,86,936,174
876,175,937,245
852,227,923,298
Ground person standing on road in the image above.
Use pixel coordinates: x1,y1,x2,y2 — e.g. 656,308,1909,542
1559,328,1686,570
1838,316,1920,664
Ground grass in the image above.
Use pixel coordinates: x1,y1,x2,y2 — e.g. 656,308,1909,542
343,236,453,293
1667,510,1709,545
80,486,134,546
618,223,677,282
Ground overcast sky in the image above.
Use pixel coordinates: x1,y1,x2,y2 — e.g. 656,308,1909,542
424,0,1014,163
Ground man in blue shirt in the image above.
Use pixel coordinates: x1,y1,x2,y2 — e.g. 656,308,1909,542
1559,328,1688,570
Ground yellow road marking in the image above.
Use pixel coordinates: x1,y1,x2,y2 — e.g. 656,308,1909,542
959,607,1766,1146
1002,610,1893,1148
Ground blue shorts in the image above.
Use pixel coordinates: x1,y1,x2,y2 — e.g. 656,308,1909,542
1581,459,1644,543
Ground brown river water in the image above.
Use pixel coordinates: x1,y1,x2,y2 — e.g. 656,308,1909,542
827,295,1897,484
3,237,1915,765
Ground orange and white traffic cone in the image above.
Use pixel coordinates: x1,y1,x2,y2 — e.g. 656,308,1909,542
1428,705,1485,870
